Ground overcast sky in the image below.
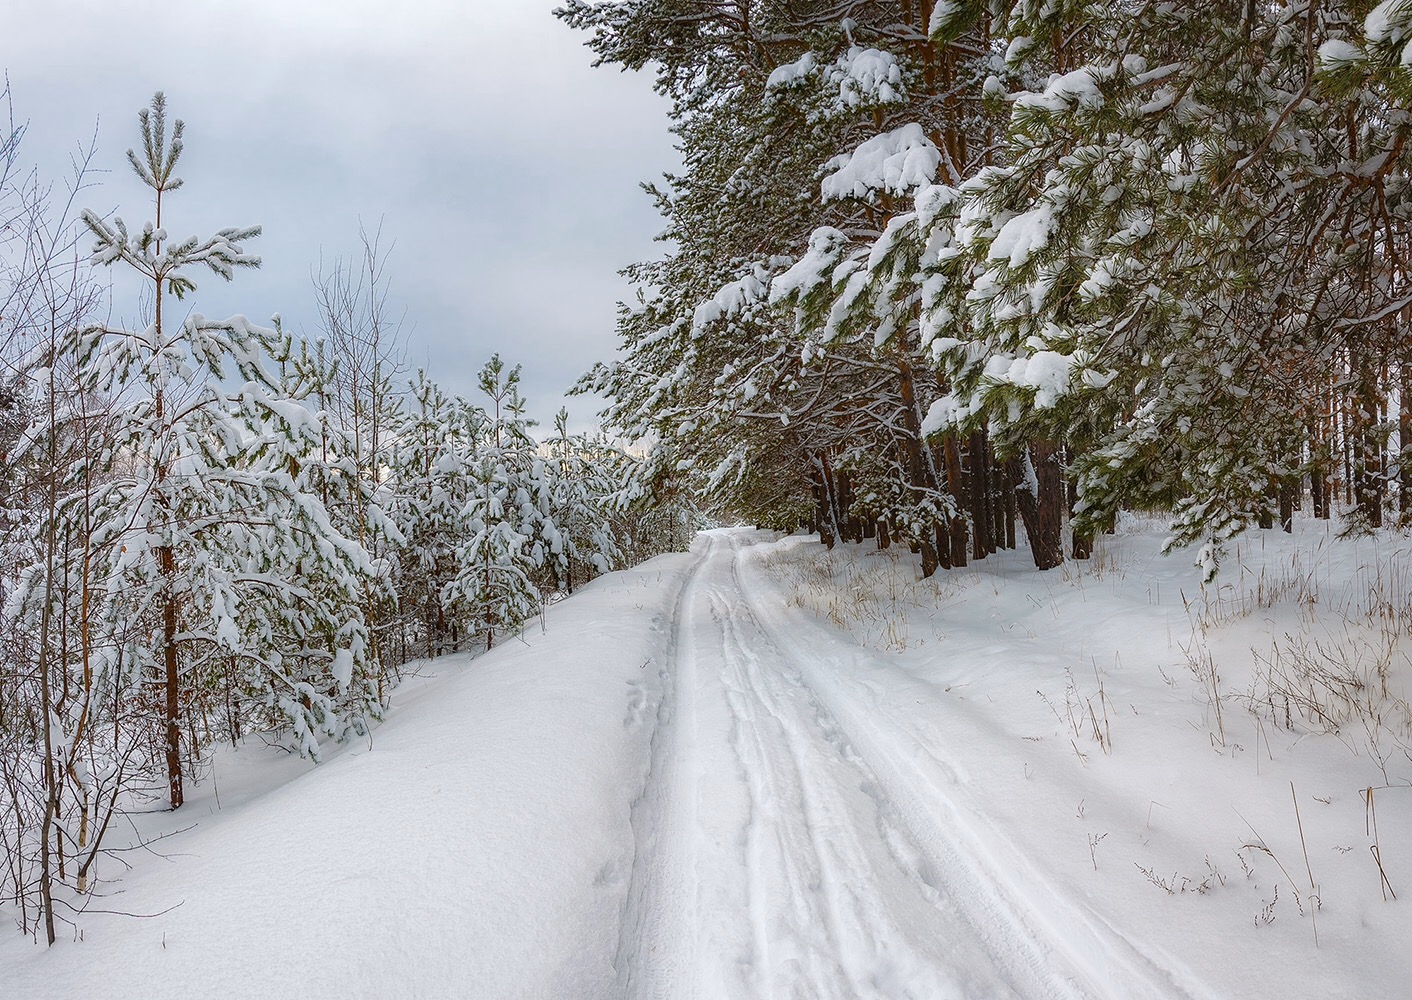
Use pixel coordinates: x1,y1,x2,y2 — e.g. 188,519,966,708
6,0,676,429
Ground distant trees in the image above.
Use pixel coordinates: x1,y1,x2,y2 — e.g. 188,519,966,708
389,369,480,660
0,91,671,944
561,0,1412,577
443,356,550,651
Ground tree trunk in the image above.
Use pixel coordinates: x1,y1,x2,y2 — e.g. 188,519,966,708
894,351,940,577
836,469,856,542
968,431,990,561
160,545,184,810
426,591,436,660
942,435,968,567
1401,358,1412,523
812,454,837,548
1012,442,1064,570
1003,463,1018,551
928,522,948,570
1353,360,1384,528
1310,405,1330,520
987,438,1004,553
1065,452,1091,559
1032,441,1065,569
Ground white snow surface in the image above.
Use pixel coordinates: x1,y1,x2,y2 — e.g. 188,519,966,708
982,349,1075,408
769,226,850,305
825,47,905,108
4,525,1411,999
692,267,771,339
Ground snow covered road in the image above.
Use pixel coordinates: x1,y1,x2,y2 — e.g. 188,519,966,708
8,525,1409,999
615,530,1187,1000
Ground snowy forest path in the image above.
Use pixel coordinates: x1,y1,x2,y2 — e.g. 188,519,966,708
617,529,1192,999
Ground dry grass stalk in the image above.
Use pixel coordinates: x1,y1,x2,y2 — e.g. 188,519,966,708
1365,786,1398,902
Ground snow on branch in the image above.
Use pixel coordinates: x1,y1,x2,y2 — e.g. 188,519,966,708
766,46,905,112
691,263,774,339
1367,0,1412,49
981,350,1075,410
768,227,850,306
987,204,1055,269
821,124,941,202
1013,67,1109,114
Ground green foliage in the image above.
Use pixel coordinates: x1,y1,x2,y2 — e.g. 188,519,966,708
566,0,1412,571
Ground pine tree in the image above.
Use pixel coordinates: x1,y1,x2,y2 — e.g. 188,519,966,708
48,93,384,806
568,2,1412,574
387,370,483,658
444,356,547,650
542,409,624,593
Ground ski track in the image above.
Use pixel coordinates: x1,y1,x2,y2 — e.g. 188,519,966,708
615,530,1197,999
614,536,712,998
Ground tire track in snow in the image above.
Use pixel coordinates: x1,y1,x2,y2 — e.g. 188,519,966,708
620,529,1166,998
731,532,1206,1000
711,584,853,999
713,557,1076,999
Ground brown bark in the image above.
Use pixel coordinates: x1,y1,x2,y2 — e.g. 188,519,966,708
160,544,183,810
811,454,836,548
1401,359,1412,522
942,435,968,567
1032,441,1065,569
836,469,857,542
928,523,948,570
895,352,940,577
1310,401,1330,519
1003,464,1018,551
1012,442,1064,570
1279,478,1296,533
1064,453,1091,559
968,432,991,561
1353,359,1385,528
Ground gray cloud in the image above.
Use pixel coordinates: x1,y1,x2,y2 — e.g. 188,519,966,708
6,0,675,428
